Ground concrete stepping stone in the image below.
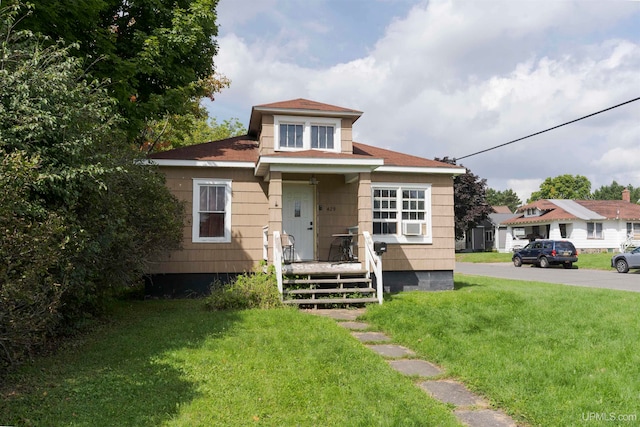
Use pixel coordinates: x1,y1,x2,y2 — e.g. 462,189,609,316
339,321,369,330
306,308,365,321
419,380,487,407
352,332,391,343
454,409,517,427
388,359,443,377
366,344,415,358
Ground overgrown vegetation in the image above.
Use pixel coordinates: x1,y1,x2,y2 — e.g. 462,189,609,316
364,276,640,426
204,264,283,311
0,5,183,369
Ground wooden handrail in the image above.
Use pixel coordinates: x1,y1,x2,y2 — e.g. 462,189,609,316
362,231,383,304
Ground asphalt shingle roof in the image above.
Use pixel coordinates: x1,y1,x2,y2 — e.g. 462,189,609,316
148,137,459,170
503,199,640,224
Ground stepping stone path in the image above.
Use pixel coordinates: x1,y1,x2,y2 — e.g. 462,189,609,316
306,308,519,427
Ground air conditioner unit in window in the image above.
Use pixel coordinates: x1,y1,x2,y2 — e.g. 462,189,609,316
402,222,423,236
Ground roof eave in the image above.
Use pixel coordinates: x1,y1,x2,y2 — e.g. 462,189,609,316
248,106,363,136
147,159,256,168
376,165,466,175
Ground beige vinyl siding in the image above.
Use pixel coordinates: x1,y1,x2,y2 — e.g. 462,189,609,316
371,172,455,271
314,174,358,260
340,118,353,154
149,167,268,274
259,115,274,156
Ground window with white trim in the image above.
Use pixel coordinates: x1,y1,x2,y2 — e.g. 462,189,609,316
587,222,603,239
278,123,303,148
192,179,232,243
628,222,640,236
372,183,432,243
274,115,341,152
311,125,334,149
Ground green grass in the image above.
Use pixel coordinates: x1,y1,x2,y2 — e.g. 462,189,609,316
455,252,512,263
1,300,459,427
456,251,615,270
364,276,640,426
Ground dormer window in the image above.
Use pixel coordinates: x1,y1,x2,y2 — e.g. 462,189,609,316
279,124,303,148
311,125,334,149
274,115,341,152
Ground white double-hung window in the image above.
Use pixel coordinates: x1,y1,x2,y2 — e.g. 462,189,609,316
372,183,432,244
193,179,232,243
587,222,603,240
274,115,341,152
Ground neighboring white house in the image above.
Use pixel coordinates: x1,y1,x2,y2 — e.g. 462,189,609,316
501,190,640,253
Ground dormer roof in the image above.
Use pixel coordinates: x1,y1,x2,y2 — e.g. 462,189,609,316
248,98,363,136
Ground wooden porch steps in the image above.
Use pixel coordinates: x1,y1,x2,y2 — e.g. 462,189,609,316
285,287,375,295
281,266,378,307
284,297,379,306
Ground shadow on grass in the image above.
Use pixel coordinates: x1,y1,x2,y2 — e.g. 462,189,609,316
454,279,483,290
1,300,241,427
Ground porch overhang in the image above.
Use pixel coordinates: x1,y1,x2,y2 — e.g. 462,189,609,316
255,156,384,180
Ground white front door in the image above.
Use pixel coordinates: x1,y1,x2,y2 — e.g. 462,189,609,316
282,183,315,261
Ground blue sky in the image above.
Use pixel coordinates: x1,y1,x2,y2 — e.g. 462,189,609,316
207,0,640,203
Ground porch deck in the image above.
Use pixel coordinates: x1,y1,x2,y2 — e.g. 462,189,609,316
283,261,366,276
273,230,384,307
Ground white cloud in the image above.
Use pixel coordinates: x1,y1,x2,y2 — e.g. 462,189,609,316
209,0,640,202
507,178,544,205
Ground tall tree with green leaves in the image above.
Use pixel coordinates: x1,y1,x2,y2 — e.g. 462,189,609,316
528,174,592,202
15,0,225,143
0,5,183,367
142,115,246,152
436,158,493,240
486,188,521,212
593,181,640,203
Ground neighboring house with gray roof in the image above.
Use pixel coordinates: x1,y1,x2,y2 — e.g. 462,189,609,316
456,206,517,252
147,99,465,298
502,190,640,252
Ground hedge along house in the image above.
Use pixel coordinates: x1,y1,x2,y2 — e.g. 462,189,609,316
147,99,464,304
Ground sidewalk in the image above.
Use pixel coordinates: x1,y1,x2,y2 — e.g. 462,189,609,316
308,309,519,427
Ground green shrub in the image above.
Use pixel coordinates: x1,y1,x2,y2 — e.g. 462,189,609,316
204,265,282,311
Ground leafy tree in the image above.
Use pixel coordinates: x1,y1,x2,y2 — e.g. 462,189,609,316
0,5,183,367
14,0,225,142
141,115,246,153
486,188,521,212
528,174,592,202
593,181,640,203
436,158,493,240
0,151,68,367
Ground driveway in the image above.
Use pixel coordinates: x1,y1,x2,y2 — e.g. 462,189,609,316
455,262,640,293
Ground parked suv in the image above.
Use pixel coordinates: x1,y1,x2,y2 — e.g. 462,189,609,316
512,240,578,269
611,247,640,273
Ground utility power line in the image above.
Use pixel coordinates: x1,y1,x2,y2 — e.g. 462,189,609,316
455,96,640,161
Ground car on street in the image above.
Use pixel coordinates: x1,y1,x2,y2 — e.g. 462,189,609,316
512,240,578,269
611,247,640,273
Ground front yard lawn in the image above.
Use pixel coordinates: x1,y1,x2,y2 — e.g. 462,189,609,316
1,301,459,427
364,275,640,426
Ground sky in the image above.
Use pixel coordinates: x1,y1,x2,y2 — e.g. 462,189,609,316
205,0,640,204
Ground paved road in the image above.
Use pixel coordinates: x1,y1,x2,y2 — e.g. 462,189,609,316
455,262,640,292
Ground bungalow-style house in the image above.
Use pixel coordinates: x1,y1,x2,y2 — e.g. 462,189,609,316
147,99,464,303
502,189,640,253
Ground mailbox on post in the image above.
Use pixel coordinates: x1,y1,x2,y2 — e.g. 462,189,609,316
373,241,387,256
